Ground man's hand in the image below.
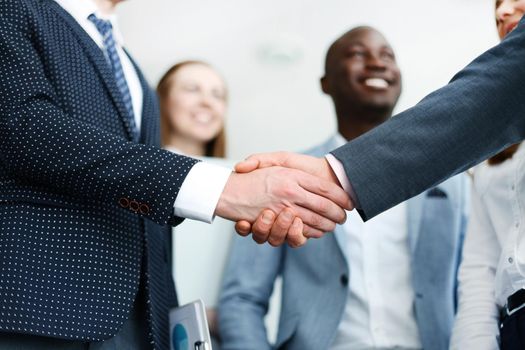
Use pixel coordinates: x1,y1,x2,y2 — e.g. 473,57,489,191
215,165,351,247
232,152,353,246
235,152,342,186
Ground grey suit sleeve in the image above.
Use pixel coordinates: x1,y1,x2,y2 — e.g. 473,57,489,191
218,235,284,350
332,18,525,221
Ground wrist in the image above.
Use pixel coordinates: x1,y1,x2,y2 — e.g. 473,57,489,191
323,158,342,188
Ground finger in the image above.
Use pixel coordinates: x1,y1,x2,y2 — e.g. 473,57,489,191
286,217,307,248
251,209,276,244
296,173,352,218
235,152,290,173
302,224,324,239
292,188,346,226
234,158,260,173
290,205,337,233
267,208,295,247
235,220,252,236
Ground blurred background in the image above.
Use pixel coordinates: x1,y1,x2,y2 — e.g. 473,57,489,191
117,0,497,343
117,0,496,160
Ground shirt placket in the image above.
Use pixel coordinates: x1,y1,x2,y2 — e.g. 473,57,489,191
510,152,525,289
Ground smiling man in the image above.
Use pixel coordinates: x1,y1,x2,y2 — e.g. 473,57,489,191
218,26,470,350
322,26,402,142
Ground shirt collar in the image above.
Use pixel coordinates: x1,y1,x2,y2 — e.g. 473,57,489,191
53,0,125,46
54,0,98,22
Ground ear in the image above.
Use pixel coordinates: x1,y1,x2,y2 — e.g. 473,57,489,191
320,76,330,95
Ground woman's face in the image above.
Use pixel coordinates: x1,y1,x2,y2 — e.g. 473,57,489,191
165,64,227,144
496,0,525,39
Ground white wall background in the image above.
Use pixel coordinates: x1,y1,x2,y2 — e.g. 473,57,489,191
117,0,498,343
117,0,497,160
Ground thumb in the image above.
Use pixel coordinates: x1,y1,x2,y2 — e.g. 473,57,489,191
234,158,260,173
235,220,252,236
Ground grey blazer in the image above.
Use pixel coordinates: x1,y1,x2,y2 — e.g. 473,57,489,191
218,136,469,350
332,17,525,221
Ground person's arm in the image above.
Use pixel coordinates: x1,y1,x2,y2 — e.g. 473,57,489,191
0,2,196,226
0,2,350,244
450,182,500,350
234,16,525,233
218,234,284,350
329,13,525,219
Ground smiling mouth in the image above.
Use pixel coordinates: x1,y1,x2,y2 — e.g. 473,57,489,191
363,78,389,90
193,112,213,124
506,22,519,36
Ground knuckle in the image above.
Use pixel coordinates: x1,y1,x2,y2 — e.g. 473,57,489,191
308,213,322,228
316,199,329,215
318,181,331,195
276,219,289,232
281,186,296,199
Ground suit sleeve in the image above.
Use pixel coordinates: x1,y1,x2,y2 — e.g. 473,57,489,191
0,1,197,226
218,235,284,350
332,18,525,220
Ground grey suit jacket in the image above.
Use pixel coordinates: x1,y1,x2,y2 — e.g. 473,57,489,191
218,136,469,350
332,16,525,221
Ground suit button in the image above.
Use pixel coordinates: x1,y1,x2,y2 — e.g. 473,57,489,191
119,198,130,208
340,274,349,286
139,204,150,215
129,200,140,212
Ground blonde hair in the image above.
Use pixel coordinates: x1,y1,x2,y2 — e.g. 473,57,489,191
157,60,227,158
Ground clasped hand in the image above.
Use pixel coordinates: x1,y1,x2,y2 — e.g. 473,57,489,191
214,152,354,248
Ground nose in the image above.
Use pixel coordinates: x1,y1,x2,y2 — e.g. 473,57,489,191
199,91,214,108
496,0,515,23
365,53,387,71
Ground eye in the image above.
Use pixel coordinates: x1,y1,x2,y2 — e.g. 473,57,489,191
182,84,199,93
212,89,226,101
381,51,396,62
347,50,366,58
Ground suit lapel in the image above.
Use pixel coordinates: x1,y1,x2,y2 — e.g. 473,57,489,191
407,192,425,255
124,50,159,147
49,1,136,141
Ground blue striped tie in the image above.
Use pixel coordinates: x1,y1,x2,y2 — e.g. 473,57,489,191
88,14,139,141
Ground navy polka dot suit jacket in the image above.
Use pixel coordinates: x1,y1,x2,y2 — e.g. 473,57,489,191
0,0,198,348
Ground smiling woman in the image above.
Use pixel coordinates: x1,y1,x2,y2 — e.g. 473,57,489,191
156,61,233,346
157,61,228,158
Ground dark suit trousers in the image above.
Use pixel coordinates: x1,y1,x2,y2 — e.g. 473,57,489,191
500,306,525,350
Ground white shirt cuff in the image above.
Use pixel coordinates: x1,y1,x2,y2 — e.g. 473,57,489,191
174,162,232,223
325,153,359,207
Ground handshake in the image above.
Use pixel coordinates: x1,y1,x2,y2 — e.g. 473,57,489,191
215,152,354,248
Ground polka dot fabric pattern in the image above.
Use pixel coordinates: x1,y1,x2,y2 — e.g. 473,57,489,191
0,202,143,340
0,0,197,348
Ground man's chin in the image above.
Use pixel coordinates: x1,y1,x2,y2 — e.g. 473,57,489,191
362,100,395,113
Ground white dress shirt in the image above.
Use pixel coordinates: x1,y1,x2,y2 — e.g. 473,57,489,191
55,0,231,223
451,143,525,350
328,134,422,350
55,0,143,130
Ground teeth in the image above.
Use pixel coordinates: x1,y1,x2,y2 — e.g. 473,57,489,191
194,113,213,124
364,78,389,89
